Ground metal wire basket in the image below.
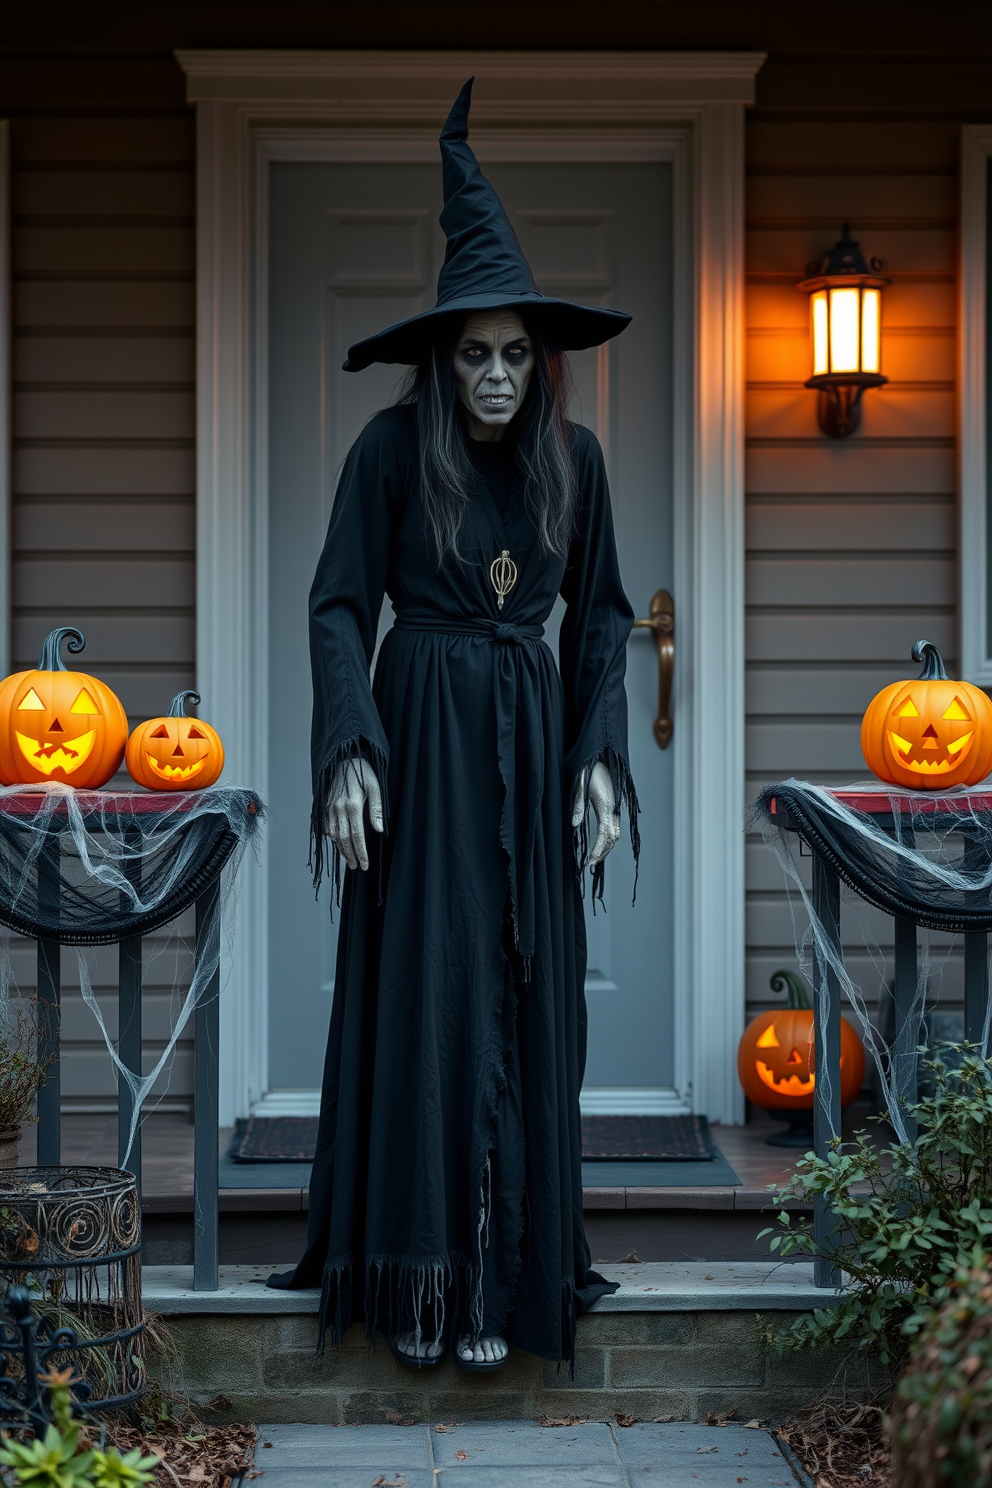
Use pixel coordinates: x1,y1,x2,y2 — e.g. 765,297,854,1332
0,1166,145,1415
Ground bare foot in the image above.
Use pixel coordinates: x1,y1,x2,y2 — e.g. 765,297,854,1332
395,1331,444,1363
457,1334,508,1365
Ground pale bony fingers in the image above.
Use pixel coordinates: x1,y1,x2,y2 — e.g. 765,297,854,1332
334,806,359,870
347,801,369,871
366,772,384,834
571,768,588,830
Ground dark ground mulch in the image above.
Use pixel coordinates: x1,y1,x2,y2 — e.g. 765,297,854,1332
84,1421,256,1487
778,1401,891,1487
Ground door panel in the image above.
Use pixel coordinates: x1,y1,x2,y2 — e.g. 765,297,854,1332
267,159,674,1098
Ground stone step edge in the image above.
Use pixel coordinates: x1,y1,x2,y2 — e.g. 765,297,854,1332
138,1186,804,1215
141,1261,843,1316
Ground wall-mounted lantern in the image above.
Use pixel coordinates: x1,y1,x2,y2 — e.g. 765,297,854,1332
798,225,889,439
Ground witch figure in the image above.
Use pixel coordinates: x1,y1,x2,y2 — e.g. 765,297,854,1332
268,79,640,1373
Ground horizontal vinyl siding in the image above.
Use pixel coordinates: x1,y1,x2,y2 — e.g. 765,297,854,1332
10,97,196,1108
744,111,960,1036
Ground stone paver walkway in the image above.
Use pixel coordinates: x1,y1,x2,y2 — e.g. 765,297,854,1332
248,1419,804,1486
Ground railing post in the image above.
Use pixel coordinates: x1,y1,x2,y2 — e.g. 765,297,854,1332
965,932,989,1050
811,851,842,1288
893,915,920,1143
117,827,143,1187
36,830,61,1167
193,876,221,1291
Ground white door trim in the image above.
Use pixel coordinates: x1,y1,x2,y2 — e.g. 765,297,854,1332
177,50,761,1127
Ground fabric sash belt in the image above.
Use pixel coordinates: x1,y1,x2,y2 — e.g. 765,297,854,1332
392,612,546,962
393,615,545,646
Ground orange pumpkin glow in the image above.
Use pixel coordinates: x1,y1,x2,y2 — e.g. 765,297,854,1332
861,640,992,791
0,628,128,788
737,970,865,1112
126,691,224,791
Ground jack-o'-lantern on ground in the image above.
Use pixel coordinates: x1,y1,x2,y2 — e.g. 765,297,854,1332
861,640,992,790
738,969,865,1146
0,628,128,788
126,691,224,791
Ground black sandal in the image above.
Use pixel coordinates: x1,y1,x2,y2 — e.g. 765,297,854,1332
389,1337,445,1370
455,1338,510,1373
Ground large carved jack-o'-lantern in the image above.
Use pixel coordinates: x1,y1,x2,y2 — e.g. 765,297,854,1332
738,970,865,1147
125,691,224,791
861,640,992,791
0,628,128,788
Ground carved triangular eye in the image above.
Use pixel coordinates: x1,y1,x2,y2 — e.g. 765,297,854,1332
70,688,98,714
943,696,971,721
187,724,206,740
150,724,169,739
17,688,45,711
756,1024,779,1049
897,697,920,718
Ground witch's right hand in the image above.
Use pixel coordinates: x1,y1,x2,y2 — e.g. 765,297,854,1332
324,760,384,872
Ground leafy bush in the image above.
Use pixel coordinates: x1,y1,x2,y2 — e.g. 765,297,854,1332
0,1003,54,1129
0,1366,159,1488
889,1253,992,1488
760,1049,992,1367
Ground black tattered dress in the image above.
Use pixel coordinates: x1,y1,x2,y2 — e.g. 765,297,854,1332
270,403,638,1366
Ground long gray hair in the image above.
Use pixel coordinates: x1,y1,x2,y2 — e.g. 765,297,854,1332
397,319,577,566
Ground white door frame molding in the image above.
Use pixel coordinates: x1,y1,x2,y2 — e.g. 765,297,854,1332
177,50,762,1127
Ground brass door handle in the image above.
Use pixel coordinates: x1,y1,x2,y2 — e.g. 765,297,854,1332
633,589,675,749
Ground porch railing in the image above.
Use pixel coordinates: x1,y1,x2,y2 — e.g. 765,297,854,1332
769,787,991,1288
12,791,254,1294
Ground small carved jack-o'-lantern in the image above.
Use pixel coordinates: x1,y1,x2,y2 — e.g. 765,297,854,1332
737,970,865,1112
0,628,128,788
125,691,224,791
861,640,992,791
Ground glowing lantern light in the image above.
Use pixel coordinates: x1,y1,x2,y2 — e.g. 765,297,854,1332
799,225,889,438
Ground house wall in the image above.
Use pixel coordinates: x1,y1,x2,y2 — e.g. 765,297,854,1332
6,56,196,1108
743,71,967,1054
2,11,991,1113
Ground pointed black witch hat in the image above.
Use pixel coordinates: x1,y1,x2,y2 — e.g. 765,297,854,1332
343,79,632,372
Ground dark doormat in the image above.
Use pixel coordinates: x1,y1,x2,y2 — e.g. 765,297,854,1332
229,1116,318,1163
581,1114,716,1162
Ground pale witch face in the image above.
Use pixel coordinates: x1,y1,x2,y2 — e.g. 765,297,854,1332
453,311,535,441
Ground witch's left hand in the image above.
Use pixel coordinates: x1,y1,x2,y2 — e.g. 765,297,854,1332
571,760,621,866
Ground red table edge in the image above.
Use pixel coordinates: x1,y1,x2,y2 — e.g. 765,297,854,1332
769,788,992,815
0,789,257,816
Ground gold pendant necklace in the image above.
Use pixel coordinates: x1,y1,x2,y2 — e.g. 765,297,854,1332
489,549,518,610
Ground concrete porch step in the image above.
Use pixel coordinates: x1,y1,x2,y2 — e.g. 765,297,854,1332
144,1263,874,1426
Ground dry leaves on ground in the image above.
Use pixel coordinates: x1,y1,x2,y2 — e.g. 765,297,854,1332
92,1422,256,1488
539,1415,588,1428
777,1401,890,1488
613,1411,637,1428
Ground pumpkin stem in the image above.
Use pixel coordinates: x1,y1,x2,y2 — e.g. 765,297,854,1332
38,628,85,671
769,968,811,1010
168,690,201,718
912,639,949,681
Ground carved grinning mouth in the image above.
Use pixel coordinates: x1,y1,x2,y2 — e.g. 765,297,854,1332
755,1060,816,1097
145,755,205,783
16,729,96,776
887,729,974,774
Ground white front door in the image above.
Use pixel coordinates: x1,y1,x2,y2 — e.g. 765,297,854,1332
265,158,677,1108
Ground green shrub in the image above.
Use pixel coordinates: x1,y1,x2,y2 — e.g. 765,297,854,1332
889,1254,992,1488
0,1367,159,1488
760,1048,992,1367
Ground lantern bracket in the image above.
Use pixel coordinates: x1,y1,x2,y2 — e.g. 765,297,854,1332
805,371,888,440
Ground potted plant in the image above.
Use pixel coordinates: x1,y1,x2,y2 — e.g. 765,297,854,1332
0,1005,53,1169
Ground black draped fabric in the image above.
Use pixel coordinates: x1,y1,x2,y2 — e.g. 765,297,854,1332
269,404,637,1365
753,780,992,934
